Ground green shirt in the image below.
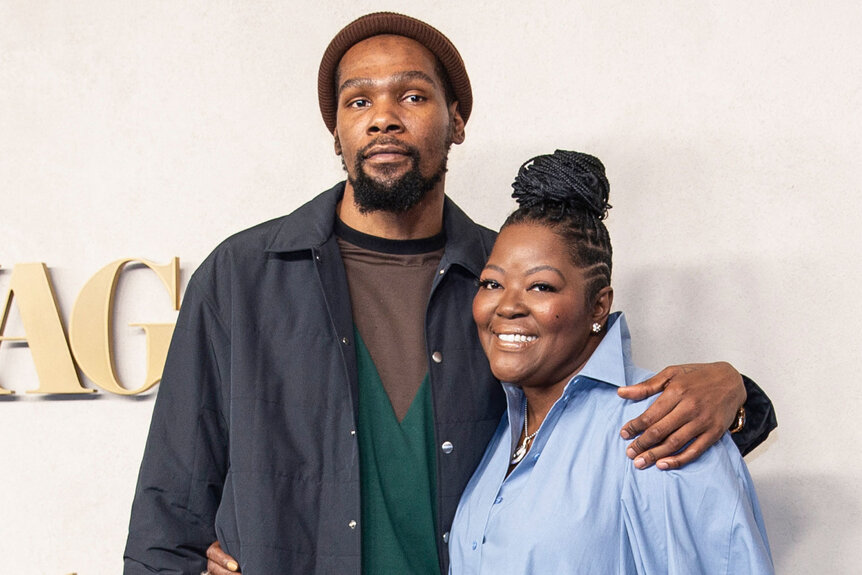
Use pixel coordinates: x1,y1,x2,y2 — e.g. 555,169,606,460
355,327,440,574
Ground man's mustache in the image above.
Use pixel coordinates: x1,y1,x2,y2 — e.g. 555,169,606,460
359,138,419,160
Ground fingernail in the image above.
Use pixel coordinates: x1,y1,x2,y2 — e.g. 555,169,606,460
656,461,669,470
227,560,239,571
620,429,631,439
626,447,636,459
634,457,646,469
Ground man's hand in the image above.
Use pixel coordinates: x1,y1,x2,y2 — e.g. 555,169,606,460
206,541,240,574
617,361,746,470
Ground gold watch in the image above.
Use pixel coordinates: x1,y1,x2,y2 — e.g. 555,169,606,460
729,406,746,434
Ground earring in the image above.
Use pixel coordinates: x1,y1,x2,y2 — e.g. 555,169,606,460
591,322,602,334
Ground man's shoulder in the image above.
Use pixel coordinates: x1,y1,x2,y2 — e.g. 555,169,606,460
190,184,343,286
217,183,343,254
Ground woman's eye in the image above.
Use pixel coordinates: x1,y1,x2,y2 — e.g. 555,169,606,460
529,283,557,293
478,279,500,290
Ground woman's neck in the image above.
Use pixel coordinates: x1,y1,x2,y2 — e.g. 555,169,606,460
522,386,564,434
520,332,606,432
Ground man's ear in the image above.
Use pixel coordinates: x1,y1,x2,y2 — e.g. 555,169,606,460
592,286,614,326
449,102,466,145
333,130,342,155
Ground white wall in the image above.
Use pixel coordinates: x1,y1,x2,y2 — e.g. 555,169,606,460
2,1,859,573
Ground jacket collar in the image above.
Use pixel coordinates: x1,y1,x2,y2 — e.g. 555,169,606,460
265,181,491,278
264,182,345,252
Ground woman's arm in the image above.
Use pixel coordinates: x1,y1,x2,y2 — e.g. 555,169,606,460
206,541,240,574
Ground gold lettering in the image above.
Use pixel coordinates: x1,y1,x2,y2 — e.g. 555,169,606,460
0,263,91,394
69,257,179,395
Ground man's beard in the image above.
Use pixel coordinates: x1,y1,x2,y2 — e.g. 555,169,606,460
347,138,449,215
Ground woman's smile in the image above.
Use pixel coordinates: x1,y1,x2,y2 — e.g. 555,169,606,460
493,331,539,345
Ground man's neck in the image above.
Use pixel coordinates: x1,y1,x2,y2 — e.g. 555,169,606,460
337,181,446,240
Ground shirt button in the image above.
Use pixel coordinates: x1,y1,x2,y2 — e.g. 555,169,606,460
431,351,443,363
348,520,357,529
441,441,454,454
442,531,449,543
471,541,478,550
341,337,350,345
494,496,503,504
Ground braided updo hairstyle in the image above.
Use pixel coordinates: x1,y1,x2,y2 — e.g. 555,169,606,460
504,149,613,302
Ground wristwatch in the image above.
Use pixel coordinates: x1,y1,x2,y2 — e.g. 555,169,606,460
729,406,746,434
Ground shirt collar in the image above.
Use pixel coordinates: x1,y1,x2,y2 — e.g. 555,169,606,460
576,311,632,389
263,181,491,277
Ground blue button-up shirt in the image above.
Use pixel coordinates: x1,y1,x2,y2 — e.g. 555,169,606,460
448,313,773,574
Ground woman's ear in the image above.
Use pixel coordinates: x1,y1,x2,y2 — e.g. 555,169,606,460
592,286,614,326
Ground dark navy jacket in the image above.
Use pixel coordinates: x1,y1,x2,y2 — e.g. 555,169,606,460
124,183,501,574
123,182,775,574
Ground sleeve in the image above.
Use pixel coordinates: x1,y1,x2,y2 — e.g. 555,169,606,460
123,278,230,574
733,375,778,456
621,435,774,575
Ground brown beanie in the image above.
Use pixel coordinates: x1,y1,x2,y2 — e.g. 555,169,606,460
318,12,472,133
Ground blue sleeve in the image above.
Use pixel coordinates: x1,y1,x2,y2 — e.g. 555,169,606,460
123,277,230,573
621,434,774,575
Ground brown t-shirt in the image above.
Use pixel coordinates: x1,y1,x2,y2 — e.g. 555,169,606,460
335,219,445,421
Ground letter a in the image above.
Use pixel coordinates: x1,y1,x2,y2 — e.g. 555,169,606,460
0,263,92,394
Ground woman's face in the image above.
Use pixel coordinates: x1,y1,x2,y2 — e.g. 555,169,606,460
473,223,611,391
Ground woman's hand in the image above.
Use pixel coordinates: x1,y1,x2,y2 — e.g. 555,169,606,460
617,361,746,470
205,541,240,574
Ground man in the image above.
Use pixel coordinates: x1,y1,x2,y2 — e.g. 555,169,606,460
124,12,776,575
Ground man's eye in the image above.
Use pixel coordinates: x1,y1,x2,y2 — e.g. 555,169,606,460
478,279,500,290
529,283,557,293
348,99,370,108
404,94,426,103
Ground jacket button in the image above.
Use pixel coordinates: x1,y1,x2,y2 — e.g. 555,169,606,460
341,337,350,345
349,429,356,436
431,351,443,363
441,441,454,454
438,269,445,275
442,531,450,543
348,520,357,529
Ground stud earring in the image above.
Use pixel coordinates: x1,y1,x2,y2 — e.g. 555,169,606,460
591,322,602,334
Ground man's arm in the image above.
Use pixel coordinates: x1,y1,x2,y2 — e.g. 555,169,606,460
123,281,230,573
617,361,776,469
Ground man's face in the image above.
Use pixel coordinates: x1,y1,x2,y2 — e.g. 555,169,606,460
334,35,465,214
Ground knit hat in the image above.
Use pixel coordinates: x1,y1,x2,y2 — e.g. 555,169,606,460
318,12,472,133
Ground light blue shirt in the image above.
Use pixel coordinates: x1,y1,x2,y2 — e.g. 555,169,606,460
448,313,773,574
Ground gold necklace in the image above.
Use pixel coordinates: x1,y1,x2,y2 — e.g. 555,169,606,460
510,399,539,465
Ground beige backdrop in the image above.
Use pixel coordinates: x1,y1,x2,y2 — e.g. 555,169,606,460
2,1,860,573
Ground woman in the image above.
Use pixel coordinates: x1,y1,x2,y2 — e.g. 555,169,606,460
448,150,773,574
